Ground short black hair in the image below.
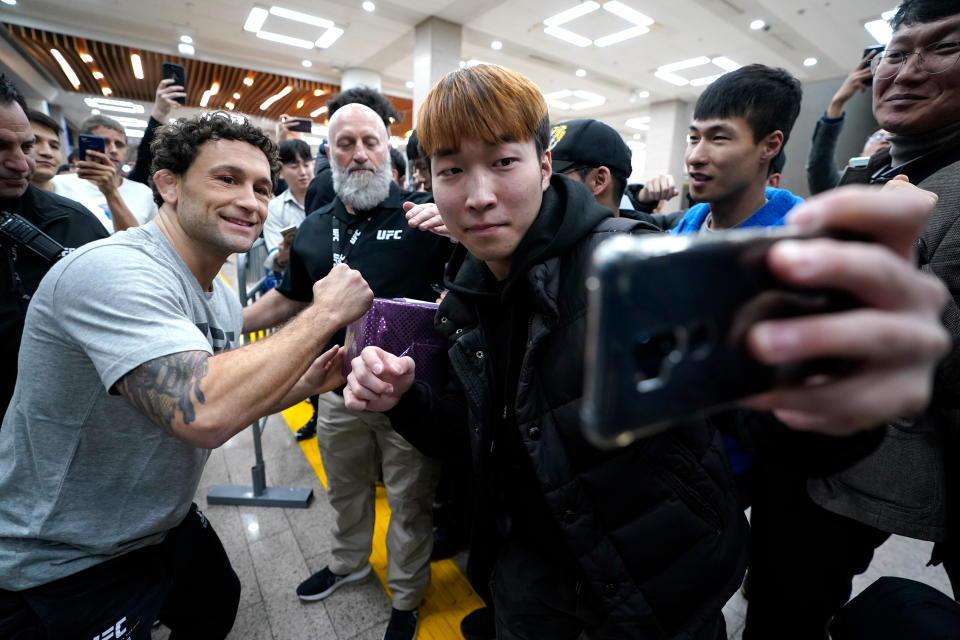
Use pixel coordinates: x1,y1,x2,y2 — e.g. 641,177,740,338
327,86,402,131
693,64,802,152
390,147,406,178
0,74,27,112
406,130,424,161
566,163,628,204
150,112,280,207
26,110,61,137
891,0,959,30
278,138,312,164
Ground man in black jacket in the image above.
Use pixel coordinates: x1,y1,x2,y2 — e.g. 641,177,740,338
0,75,108,416
343,64,949,638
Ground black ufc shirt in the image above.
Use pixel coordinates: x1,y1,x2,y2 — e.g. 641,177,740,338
277,182,451,346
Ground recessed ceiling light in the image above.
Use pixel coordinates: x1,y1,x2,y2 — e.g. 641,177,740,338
544,89,605,111
296,98,305,109
244,76,255,86
257,31,314,49
233,92,241,99
178,43,195,55
101,87,113,96
130,53,144,79
111,116,148,128
712,56,741,72
270,5,334,28
660,56,711,72
79,53,94,63
225,101,235,110
301,59,313,67
199,82,220,108
362,1,375,12
575,68,587,77
91,109,100,115
49,49,81,90
544,26,592,47
638,90,650,98
750,19,766,30
491,40,503,50
310,105,328,117
260,85,292,110
83,97,145,113
1,0,17,5
180,35,193,44
689,74,722,87
594,26,648,48
602,1,653,27
314,27,344,49
864,19,893,45
405,80,415,89
313,88,324,96
803,57,818,67
244,7,269,32
92,71,104,79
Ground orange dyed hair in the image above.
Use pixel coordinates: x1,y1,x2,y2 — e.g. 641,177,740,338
417,64,550,157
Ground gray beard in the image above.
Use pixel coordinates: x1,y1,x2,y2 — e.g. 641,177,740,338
331,160,392,211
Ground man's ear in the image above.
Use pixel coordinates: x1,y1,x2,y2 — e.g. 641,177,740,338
541,149,552,192
761,130,785,162
152,169,180,207
590,166,611,197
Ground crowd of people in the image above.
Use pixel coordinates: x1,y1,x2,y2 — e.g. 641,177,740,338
0,0,959,638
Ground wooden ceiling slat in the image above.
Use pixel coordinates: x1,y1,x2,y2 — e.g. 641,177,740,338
4,23,413,129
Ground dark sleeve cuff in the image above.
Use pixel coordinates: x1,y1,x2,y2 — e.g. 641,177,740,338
821,112,846,124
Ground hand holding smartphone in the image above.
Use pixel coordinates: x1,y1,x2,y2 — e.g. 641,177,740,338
161,62,187,104
282,116,314,133
77,134,106,162
581,228,858,448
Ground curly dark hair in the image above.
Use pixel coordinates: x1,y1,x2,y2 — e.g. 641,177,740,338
149,112,280,207
0,74,27,111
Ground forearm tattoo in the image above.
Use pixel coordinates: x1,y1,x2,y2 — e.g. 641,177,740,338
117,351,210,434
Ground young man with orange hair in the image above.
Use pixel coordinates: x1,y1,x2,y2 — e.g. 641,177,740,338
343,64,949,638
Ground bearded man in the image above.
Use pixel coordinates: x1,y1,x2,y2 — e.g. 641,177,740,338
243,103,451,640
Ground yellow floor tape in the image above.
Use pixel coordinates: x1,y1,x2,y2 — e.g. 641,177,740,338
281,401,485,639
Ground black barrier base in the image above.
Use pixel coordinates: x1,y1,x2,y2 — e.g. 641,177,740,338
206,484,314,508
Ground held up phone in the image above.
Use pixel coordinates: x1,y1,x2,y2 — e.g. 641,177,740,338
581,228,858,449
77,134,105,161
284,116,313,133
161,62,187,104
862,45,885,85
280,225,298,241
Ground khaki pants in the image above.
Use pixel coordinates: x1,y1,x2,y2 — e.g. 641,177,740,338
315,391,439,610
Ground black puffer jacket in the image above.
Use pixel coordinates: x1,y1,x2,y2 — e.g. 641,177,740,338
389,176,748,638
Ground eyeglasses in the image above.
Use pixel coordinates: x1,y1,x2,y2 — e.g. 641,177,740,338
870,40,960,79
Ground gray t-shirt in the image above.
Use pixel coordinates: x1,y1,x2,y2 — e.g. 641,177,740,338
0,222,242,590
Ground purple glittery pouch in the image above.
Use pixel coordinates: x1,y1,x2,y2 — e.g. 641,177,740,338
341,298,447,393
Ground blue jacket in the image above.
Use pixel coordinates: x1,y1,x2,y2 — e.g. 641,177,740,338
670,186,804,476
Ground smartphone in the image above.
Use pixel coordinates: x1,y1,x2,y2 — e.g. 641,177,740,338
862,45,885,85
280,225,298,241
162,62,187,104
580,228,858,448
284,116,313,133
77,134,105,161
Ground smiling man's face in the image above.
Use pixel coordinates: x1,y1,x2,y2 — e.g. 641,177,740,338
873,14,960,135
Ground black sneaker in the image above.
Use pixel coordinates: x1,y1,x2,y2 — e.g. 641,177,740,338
295,413,318,442
382,608,418,640
460,606,495,640
296,565,371,601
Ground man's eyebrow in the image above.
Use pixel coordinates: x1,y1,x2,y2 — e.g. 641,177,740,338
210,164,271,183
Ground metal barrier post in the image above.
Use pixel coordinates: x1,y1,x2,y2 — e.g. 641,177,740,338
207,240,314,508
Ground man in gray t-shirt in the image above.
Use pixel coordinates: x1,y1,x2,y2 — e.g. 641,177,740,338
0,113,373,640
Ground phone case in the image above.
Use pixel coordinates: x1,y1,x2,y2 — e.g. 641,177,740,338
162,62,187,104
581,228,856,448
77,134,105,162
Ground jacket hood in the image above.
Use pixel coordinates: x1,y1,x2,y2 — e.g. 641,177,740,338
443,174,612,301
